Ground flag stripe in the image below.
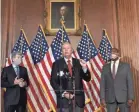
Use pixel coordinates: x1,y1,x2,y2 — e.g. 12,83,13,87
46,50,53,68
90,60,101,82
92,58,102,75
24,54,48,111
27,98,36,112
27,88,41,112
38,59,57,105
83,82,95,110
35,63,57,108
26,49,54,111
97,54,105,65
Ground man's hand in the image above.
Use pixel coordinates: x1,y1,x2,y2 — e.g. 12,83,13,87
19,81,27,88
14,77,24,85
64,92,74,100
80,59,87,68
127,100,133,106
101,99,106,107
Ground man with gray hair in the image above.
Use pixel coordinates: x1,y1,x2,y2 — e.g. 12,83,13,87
50,42,91,112
1,51,29,112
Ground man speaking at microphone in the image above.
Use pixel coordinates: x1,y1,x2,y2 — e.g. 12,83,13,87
50,42,91,112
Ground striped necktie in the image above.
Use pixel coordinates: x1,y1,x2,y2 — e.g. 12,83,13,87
15,66,20,78
67,60,72,76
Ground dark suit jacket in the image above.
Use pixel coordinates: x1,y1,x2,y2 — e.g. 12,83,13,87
100,61,134,103
1,65,29,106
50,57,91,108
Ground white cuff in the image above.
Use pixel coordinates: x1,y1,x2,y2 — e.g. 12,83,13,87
82,67,87,73
62,91,67,97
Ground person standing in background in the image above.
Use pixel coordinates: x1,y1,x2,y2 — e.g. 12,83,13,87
100,48,134,112
1,51,29,112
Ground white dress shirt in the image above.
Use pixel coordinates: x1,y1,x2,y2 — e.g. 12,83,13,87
111,59,120,75
12,64,19,76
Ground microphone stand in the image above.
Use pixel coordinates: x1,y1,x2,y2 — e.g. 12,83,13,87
72,68,76,112
64,69,72,112
64,69,74,112
59,71,62,112
63,68,72,112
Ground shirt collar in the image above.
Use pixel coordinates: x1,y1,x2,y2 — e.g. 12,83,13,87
12,64,18,68
64,57,72,63
111,58,120,64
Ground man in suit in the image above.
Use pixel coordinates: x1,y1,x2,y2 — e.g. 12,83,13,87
1,51,29,112
50,42,91,112
100,48,134,112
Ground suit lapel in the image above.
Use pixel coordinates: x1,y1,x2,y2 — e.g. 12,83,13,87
9,65,16,80
10,65,23,78
72,58,78,77
72,58,75,68
9,65,17,78
108,63,113,79
115,62,123,78
62,58,68,69
109,61,123,79
19,66,22,78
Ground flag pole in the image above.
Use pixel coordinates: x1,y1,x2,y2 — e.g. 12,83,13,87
86,25,92,76
85,24,95,79
60,18,66,43
39,25,43,59
103,29,109,63
103,29,113,63
86,26,94,104
85,24,97,49
20,29,24,55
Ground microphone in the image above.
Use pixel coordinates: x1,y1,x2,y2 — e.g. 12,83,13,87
63,68,69,74
63,68,70,78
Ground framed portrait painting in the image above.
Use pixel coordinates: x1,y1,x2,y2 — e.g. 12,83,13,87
44,0,81,35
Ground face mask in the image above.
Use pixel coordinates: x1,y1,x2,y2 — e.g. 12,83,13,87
111,53,119,61
111,57,119,61
14,58,22,65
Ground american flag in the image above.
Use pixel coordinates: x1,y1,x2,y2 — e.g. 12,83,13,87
30,25,56,111
74,25,105,111
30,26,70,112
98,30,112,112
98,29,112,62
50,26,70,60
6,29,49,112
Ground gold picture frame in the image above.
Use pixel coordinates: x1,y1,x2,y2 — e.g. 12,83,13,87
44,0,81,36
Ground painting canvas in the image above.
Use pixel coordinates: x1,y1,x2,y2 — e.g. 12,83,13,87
51,2,75,29
45,0,81,35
